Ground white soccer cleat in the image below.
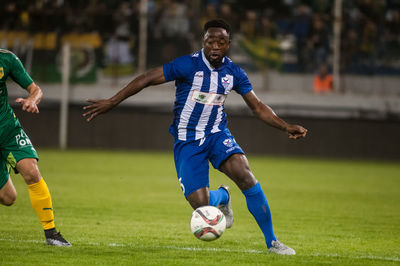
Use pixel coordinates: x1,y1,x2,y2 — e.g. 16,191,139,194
217,185,233,229
268,240,296,255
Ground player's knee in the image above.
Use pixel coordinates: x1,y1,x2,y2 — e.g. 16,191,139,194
239,176,258,190
222,154,257,190
16,159,41,185
0,191,17,206
19,166,41,185
21,169,41,185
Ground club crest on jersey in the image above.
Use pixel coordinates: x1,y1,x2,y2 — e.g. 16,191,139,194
0,67,3,79
223,139,234,147
221,74,232,89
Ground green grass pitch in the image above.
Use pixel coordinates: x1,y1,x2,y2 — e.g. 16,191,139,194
0,149,399,265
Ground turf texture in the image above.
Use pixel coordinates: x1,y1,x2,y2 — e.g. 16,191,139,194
0,149,399,265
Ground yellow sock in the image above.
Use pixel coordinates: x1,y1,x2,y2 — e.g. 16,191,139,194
28,178,55,230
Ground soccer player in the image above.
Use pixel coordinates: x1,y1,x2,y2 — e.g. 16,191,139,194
0,49,71,247
83,19,307,255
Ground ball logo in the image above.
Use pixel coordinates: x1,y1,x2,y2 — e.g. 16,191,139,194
223,139,233,147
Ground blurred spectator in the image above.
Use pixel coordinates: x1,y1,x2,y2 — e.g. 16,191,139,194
105,35,134,65
313,63,333,94
1,0,399,76
201,3,218,31
86,0,113,34
359,19,378,73
292,4,312,72
113,1,133,38
149,0,192,64
311,0,332,14
219,3,239,33
310,15,330,67
261,13,277,39
157,0,190,38
341,29,360,72
383,9,400,64
240,10,259,39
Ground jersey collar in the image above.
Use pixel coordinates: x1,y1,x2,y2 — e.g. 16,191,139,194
201,49,225,71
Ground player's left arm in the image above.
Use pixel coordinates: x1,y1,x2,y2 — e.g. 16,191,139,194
242,91,307,139
15,82,43,114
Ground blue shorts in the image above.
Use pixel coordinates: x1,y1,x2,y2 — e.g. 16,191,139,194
173,128,244,197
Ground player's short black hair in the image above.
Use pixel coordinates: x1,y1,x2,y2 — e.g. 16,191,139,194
203,19,231,36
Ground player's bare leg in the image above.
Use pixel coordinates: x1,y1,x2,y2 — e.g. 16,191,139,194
220,153,295,255
16,158,41,185
220,154,257,190
186,187,210,209
0,178,17,206
16,158,71,247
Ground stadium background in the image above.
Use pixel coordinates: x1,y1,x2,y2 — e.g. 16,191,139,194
2,0,400,159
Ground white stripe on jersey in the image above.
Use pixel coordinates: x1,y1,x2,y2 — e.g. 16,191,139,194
211,74,233,133
177,71,204,140
195,71,218,139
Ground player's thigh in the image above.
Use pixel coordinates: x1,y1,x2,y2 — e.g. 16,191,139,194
1,124,39,185
207,129,256,190
209,129,245,170
174,140,210,198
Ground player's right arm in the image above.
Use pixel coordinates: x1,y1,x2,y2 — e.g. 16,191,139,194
242,91,307,139
83,66,166,122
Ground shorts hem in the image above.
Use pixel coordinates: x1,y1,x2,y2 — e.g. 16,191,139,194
0,173,10,190
11,156,39,174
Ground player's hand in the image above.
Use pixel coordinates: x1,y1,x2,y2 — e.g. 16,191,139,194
82,99,115,122
15,98,40,113
286,124,307,139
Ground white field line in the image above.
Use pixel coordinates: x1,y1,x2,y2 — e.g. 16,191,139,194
0,238,399,262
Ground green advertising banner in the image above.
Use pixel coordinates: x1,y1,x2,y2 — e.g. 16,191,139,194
0,31,102,83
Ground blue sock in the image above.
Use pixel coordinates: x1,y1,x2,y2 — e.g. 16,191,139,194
209,187,229,206
242,182,276,248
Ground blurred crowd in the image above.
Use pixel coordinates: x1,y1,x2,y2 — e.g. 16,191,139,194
1,0,400,75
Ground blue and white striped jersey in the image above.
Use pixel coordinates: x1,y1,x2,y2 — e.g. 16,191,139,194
163,49,253,141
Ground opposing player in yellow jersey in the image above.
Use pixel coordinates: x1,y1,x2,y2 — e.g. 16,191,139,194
0,49,71,247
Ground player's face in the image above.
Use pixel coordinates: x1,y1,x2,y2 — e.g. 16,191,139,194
203,27,230,68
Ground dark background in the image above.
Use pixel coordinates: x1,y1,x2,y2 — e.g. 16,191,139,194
14,104,400,160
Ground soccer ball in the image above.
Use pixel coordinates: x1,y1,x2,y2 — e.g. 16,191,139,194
190,206,226,241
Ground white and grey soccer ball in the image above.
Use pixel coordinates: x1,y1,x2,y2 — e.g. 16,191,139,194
190,206,226,241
